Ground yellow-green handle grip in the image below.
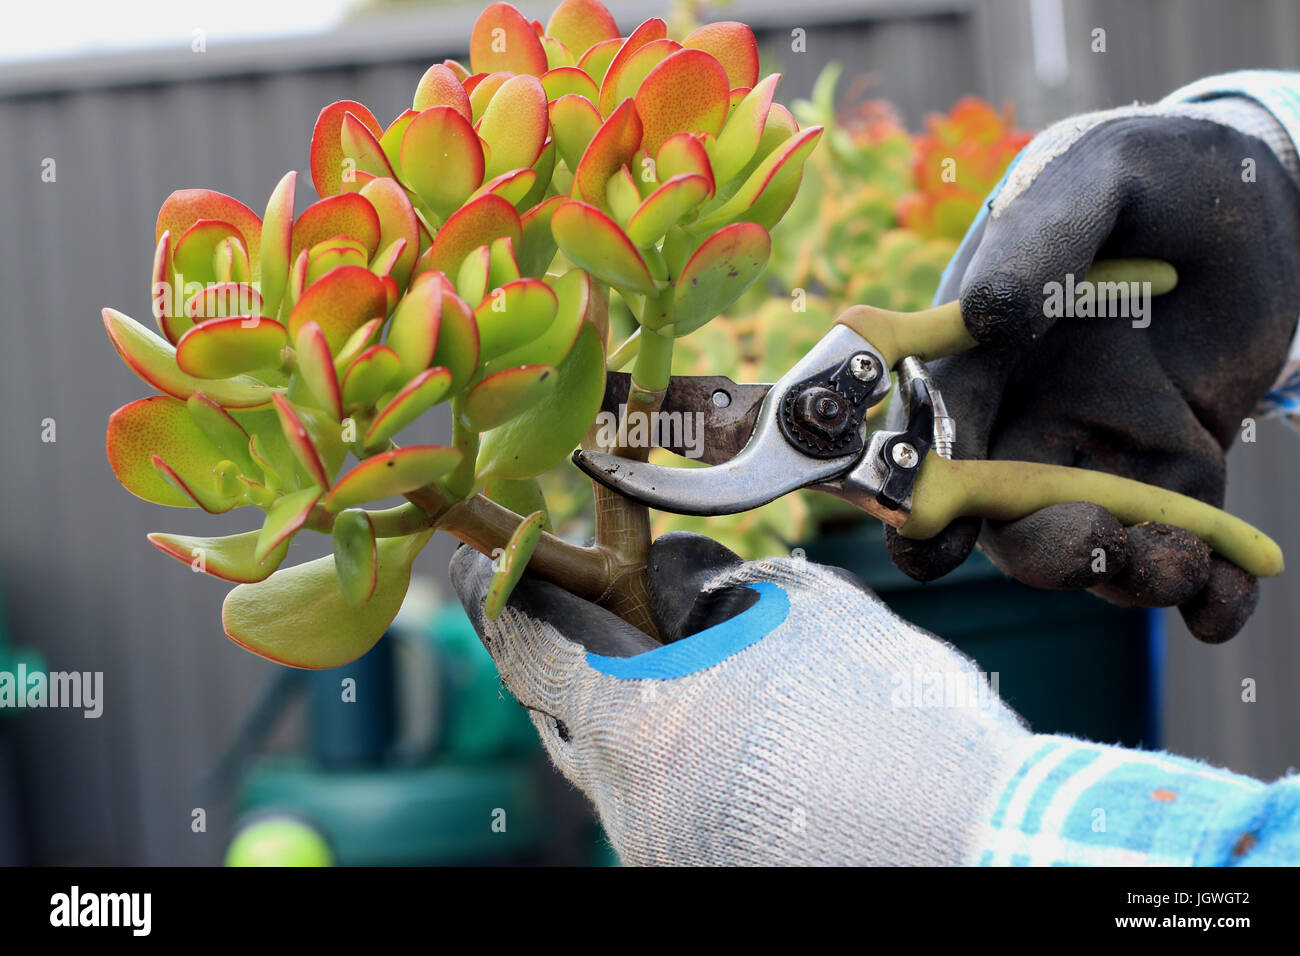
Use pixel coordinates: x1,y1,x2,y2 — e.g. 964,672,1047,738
836,258,1179,369
900,455,1283,578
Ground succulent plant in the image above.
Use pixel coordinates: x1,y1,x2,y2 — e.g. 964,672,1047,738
103,0,822,662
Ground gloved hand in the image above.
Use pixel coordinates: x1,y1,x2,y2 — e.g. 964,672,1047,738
451,532,1031,866
885,98,1300,643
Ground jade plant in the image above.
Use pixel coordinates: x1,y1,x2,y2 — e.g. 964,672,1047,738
102,0,822,663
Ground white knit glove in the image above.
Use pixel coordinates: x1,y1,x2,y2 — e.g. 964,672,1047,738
450,532,1032,866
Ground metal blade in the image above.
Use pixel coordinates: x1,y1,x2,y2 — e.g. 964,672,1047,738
580,325,885,516
601,371,770,465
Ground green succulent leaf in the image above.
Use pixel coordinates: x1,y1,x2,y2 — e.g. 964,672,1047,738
364,367,453,449
341,345,401,410
222,529,433,669
148,528,290,583
476,322,604,482
671,222,771,336
484,510,546,619
473,278,558,362
332,509,378,608
326,445,463,512
461,364,556,433
551,201,657,296
108,396,235,509
256,486,323,563
103,308,275,409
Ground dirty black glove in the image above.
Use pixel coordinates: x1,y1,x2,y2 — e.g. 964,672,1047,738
885,100,1300,642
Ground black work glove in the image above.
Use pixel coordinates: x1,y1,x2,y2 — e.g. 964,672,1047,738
886,105,1300,643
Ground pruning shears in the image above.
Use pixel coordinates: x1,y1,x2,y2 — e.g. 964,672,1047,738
575,260,1285,579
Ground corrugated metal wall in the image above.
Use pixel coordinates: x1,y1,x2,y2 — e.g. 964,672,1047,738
0,0,1297,864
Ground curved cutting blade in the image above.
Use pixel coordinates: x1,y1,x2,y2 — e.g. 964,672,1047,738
576,325,880,516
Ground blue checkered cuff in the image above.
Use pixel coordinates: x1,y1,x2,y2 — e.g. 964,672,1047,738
970,735,1300,866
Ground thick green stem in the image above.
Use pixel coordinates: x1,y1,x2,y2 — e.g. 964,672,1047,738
902,455,1283,578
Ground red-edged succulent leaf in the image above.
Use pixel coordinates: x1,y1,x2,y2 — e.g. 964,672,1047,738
598,18,668,115
186,392,256,473
294,322,344,420
477,74,549,179
287,265,388,353
471,167,537,207
456,244,492,304
431,292,480,394
485,268,589,373
333,509,378,608
148,529,289,583
604,165,642,224
626,173,711,246
256,486,323,563
421,193,522,281
341,345,402,409
401,106,485,220
683,21,760,89
221,529,432,669
379,109,419,174
483,508,545,618
691,125,822,233
671,222,771,335
476,323,603,481
291,194,382,263
333,317,385,372
551,201,656,295
461,364,556,431
634,48,730,157
577,37,622,87
173,219,244,285
364,367,454,449
371,237,408,281
473,278,557,362
657,132,715,196
151,231,173,335
541,66,599,103
185,282,264,322
608,38,680,106
489,236,522,289
542,35,575,70
107,396,235,510
468,72,510,121
272,394,332,489
549,93,604,172
311,100,383,197
304,237,368,287
519,136,556,209
470,2,547,76
175,316,287,379
710,73,780,184
386,273,443,382
104,309,274,408
413,63,472,119
444,58,471,80
546,0,620,58
326,445,463,511
156,189,262,269
340,110,399,183
518,194,564,277
359,177,419,288
572,98,643,208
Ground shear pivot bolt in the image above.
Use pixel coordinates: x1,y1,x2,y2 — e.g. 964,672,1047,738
849,353,880,383
891,442,919,469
